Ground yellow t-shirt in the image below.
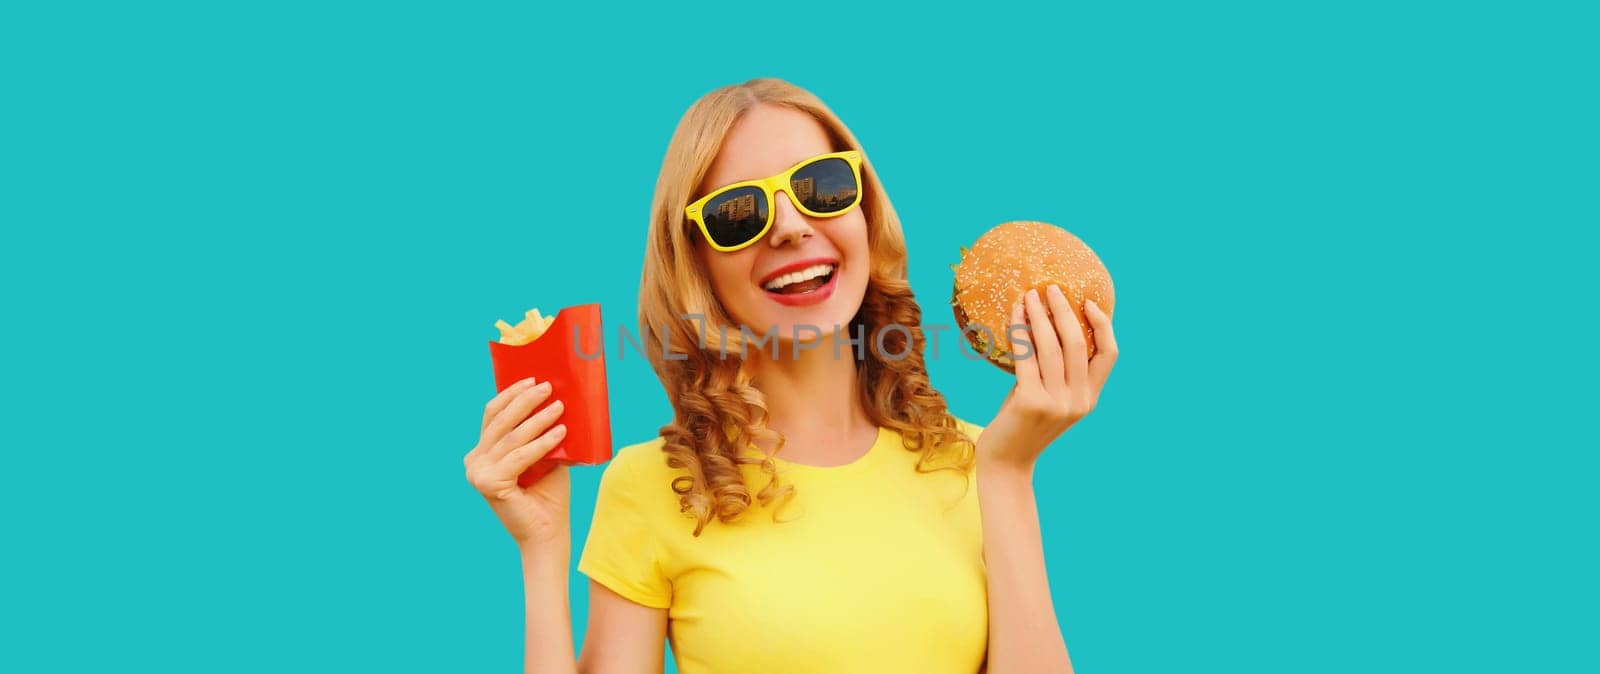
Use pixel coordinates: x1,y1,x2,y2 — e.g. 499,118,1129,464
577,418,990,674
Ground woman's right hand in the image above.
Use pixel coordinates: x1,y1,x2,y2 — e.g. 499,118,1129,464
463,377,571,550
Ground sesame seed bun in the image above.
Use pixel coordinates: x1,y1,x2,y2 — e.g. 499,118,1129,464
950,221,1115,373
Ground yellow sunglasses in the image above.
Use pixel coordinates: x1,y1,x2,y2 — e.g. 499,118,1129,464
684,150,863,252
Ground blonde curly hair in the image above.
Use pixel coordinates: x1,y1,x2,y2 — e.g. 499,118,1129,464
638,77,976,536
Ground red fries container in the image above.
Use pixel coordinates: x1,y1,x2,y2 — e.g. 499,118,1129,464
487,303,613,487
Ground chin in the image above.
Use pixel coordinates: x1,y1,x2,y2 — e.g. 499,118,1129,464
809,283,869,341
751,281,867,346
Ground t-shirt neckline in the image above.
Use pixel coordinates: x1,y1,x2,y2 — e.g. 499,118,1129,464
753,426,892,477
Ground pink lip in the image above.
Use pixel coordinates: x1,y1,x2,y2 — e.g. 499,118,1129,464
758,257,840,286
764,269,838,306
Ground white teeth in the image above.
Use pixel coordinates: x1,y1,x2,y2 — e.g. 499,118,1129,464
763,264,836,291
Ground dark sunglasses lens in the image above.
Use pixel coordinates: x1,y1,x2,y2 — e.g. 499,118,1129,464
701,186,769,248
790,158,859,213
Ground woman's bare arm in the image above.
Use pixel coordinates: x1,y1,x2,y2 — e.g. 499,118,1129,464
464,380,668,673
519,542,578,674
517,540,668,674
578,579,669,674
975,289,1119,673
976,461,1074,673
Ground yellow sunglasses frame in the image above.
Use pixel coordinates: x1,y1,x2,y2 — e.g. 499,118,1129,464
684,150,864,252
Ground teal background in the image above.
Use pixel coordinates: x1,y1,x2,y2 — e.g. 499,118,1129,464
3,1,1594,672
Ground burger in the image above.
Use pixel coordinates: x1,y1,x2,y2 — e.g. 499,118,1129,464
950,220,1115,373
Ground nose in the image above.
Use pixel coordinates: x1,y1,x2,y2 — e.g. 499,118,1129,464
766,189,815,248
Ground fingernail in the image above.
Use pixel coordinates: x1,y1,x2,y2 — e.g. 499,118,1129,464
1086,299,1098,311
536,381,552,392
552,423,568,436
1027,288,1040,301
520,377,538,387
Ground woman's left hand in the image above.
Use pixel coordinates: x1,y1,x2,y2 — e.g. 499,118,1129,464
978,284,1119,471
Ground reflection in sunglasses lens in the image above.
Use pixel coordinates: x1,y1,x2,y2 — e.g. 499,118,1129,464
790,158,859,214
702,186,769,248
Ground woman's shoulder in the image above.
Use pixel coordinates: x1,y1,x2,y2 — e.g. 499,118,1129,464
951,415,986,440
588,436,687,525
599,435,681,488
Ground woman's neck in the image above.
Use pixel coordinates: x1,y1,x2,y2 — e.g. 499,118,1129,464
746,334,875,460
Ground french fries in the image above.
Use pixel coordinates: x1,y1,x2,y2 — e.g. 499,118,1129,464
494,307,559,346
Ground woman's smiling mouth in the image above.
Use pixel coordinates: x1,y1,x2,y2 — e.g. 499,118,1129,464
759,258,839,306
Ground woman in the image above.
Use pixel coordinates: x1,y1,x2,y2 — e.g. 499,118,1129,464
463,77,1118,674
